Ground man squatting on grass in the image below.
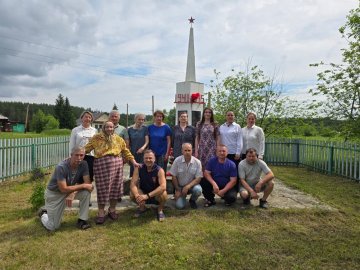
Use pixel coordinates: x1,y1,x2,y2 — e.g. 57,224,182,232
39,146,94,231
238,148,275,209
130,150,168,221
169,143,203,209
201,144,238,207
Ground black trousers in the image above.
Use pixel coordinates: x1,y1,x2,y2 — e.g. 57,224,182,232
83,155,94,182
200,178,237,204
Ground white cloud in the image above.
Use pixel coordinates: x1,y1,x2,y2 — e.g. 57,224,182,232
0,0,358,115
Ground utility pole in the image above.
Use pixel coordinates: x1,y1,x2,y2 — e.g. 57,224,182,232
152,95,154,115
126,103,129,128
24,104,29,133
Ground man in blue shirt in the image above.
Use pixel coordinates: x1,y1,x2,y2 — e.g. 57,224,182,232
201,144,237,207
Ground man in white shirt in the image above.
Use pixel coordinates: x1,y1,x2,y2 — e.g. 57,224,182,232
169,143,203,209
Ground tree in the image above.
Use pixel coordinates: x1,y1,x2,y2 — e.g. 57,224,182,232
30,109,47,133
43,115,59,130
210,63,306,136
54,94,65,128
63,97,76,129
309,7,360,139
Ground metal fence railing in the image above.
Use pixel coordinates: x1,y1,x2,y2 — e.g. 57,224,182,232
0,136,359,182
0,136,69,181
265,138,360,181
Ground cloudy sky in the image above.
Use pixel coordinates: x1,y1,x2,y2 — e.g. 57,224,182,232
0,0,358,114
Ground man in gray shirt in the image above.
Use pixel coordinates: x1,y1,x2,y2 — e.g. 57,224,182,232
169,143,203,209
238,148,274,208
39,146,94,231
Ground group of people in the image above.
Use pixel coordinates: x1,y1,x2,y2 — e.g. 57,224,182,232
39,107,274,231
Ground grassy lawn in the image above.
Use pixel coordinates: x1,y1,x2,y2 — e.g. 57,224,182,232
0,129,70,139
1,167,359,269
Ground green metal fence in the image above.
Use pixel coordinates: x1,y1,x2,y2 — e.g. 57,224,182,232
1,136,359,182
0,136,69,181
265,138,360,181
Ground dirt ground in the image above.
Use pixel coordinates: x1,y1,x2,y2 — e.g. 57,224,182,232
71,165,335,212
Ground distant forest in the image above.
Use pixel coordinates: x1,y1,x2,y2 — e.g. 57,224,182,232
0,101,151,128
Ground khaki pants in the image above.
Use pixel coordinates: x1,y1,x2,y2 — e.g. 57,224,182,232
41,188,91,231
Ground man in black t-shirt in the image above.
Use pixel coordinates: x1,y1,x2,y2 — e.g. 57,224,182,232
130,150,167,221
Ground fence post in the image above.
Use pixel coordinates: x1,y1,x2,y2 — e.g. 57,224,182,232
295,139,300,166
328,144,334,175
31,144,36,169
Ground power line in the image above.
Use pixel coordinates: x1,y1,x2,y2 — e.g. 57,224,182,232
0,34,185,74
0,49,177,84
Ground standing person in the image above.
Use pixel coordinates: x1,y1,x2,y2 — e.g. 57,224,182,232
109,110,129,147
109,110,130,202
85,121,139,224
195,107,220,169
69,111,97,182
201,145,237,207
130,150,168,221
172,111,196,160
169,143,203,209
39,147,93,231
242,112,265,160
148,110,172,172
219,111,243,169
128,113,149,177
239,148,274,208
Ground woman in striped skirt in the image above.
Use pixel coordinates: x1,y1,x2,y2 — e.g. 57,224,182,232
86,121,139,224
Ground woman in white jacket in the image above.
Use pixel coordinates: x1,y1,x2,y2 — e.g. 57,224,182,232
241,112,265,160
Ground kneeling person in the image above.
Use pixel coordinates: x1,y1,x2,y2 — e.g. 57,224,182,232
39,147,94,231
239,148,274,208
130,150,168,221
170,143,203,209
202,145,238,207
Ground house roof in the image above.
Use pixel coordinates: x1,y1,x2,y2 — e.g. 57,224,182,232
0,114,9,120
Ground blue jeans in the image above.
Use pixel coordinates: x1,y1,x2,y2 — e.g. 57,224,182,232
175,184,202,209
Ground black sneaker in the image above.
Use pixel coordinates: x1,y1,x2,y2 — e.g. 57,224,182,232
259,199,269,209
189,199,198,209
37,208,47,218
243,196,251,205
77,219,91,230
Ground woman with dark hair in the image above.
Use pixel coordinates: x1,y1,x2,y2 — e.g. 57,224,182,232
195,107,220,168
171,111,195,160
242,112,265,160
148,110,172,172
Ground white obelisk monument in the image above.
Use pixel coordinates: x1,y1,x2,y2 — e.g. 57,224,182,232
174,17,204,126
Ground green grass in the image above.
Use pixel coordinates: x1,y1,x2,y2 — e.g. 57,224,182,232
0,167,360,269
0,129,70,139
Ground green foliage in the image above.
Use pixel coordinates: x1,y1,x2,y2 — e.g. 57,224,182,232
211,62,310,136
29,181,45,210
29,167,46,181
43,115,59,130
30,109,47,133
54,94,76,129
28,167,46,210
309,7,360,140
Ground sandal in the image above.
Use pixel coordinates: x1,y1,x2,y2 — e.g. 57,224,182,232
95,215,106,225
107,210,119,220
204,200,216,208
134,208,148,218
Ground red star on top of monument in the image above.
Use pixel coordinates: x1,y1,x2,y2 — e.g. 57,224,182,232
188,17,195,24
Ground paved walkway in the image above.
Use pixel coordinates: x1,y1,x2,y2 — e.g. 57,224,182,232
70,165,335,212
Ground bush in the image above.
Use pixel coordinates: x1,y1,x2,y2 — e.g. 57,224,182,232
29,181,45,210
29,167,45,181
